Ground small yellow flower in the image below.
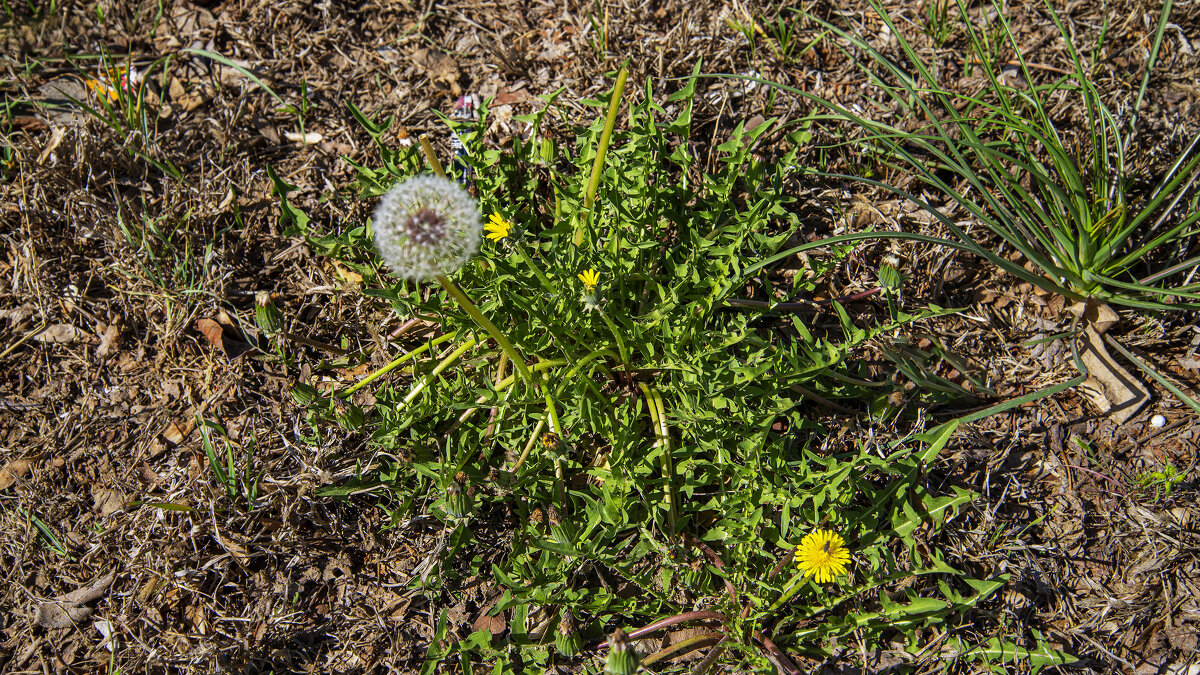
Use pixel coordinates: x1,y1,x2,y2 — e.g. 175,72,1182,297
485,213,513,241
578,268,600,293
794,529,850,583
85,77,119,103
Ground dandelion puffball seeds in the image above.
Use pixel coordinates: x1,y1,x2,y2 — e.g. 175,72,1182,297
373,175,482,280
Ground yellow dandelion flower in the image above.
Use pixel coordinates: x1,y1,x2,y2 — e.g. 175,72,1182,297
485,213,513,241
578,268,600,293
794,529,850,583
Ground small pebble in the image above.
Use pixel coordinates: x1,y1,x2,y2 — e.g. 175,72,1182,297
1151,414,1167,428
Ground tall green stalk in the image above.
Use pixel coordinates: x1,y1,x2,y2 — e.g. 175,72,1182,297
578,65,629,246
436,274,533,386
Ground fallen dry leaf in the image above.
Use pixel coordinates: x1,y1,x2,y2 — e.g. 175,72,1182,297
37,126,66,164
492,88,528,106
161,419,188,445
0,457,34,490
195,318,253,358
1077,324,1149,424
412,48,461,94
283,130,323,145
34,572,116,629
0,304,35,328
332,260,363,286
95,322,121,360
34,323,86,344
471,594,508,636
91,486,127,516
196,318,225,348
1068,301,1148,423
185,602,208,634
471,610,507,637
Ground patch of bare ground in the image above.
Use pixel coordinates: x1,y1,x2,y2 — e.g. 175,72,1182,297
1,0,1199,672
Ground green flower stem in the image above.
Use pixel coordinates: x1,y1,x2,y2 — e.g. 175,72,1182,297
398,338,478,409
578,65,628,246
543,373,567,506
456,358,570,438
342,330,458,396
639,383,676,536
544,375,563,436
419,134,447,178
512,417,546,474
553,184,562,228
435,273,534,386
481,352,509,436
598,310,632,375
452,352,509,432
561,348,619,384
584,66,628,210
492,359,569,393
512,241,555,292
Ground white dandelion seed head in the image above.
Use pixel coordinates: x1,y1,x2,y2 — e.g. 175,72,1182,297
373,175,481,280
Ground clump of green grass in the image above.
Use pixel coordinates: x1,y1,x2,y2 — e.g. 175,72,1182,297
275,63,1073,671
60,49,182,179
751,0,1200,313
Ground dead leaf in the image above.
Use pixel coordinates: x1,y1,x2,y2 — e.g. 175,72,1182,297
34,572,116,629
1075,299,1118,333
472,594,508,636
185,602,208,634
0,457,34,490
657,626,722,663
34,323,86,344
37,126,66,164
283,130,323,145
412,48,462,95
338,363,371,378
216,529,250,565
196,318,224,348
91,486,127,516
10,115,47,133
1077,323,1149,424
254,117,280,144
332,260,363,286
472,610,507,636
492,88,528,106
195,318,253,358
1066,301,1148,423
95,322,121,360
0,304,35,328
161,419,188,445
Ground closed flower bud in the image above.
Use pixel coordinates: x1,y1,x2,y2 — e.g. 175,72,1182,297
444,479,472,520
289,383,318,406
547,505,575,547
605,628,639,675
555,609,582,657
254,291,283,335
